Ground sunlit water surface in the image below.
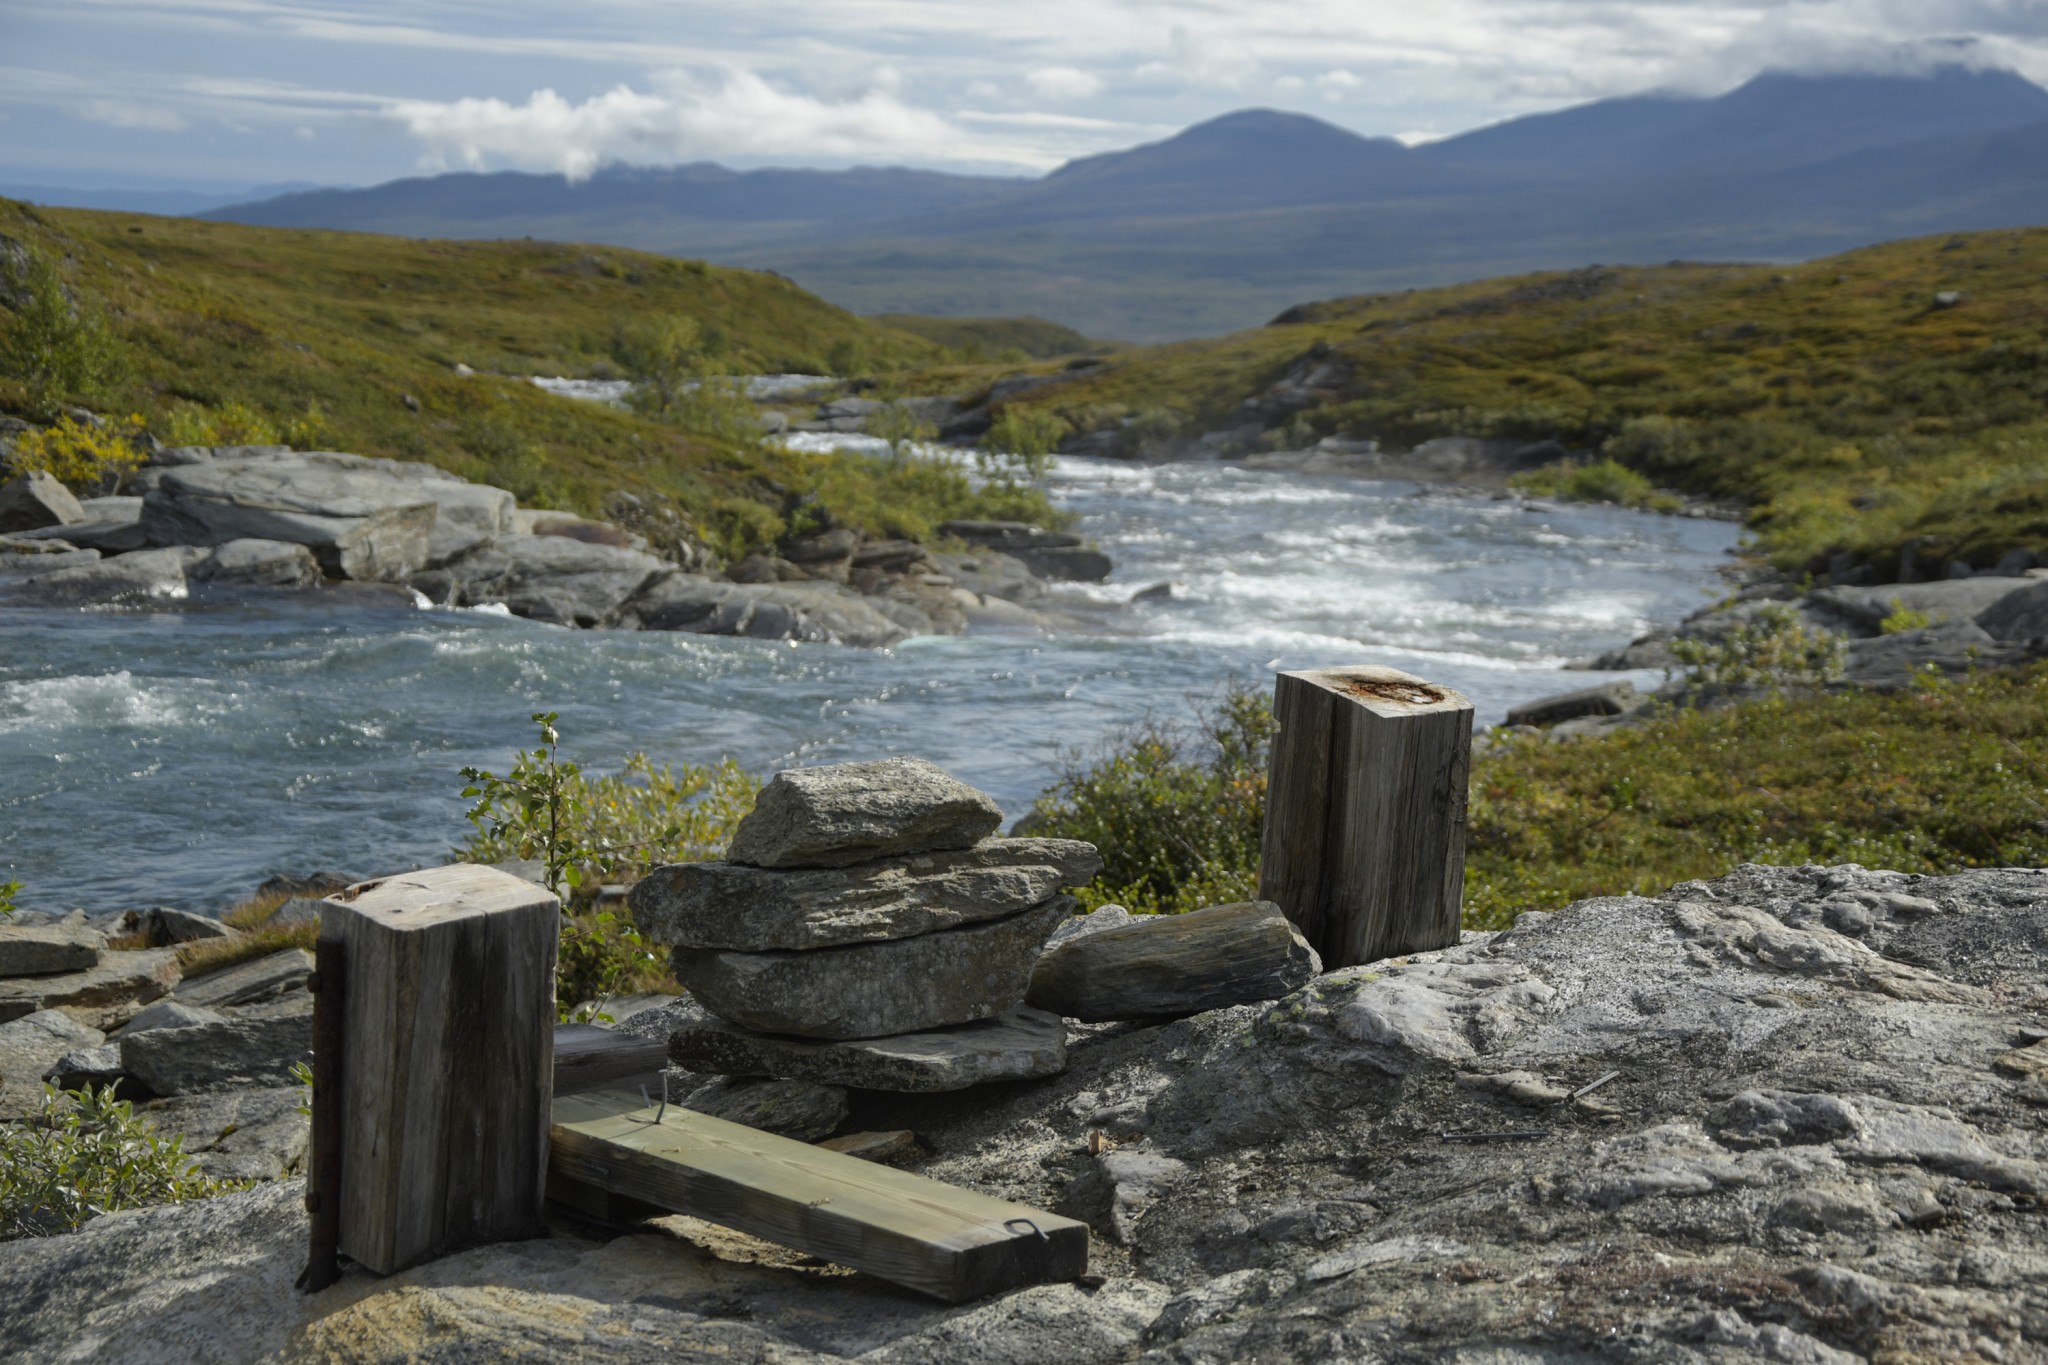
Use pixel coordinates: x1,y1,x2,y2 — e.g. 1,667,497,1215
0,456,1734,910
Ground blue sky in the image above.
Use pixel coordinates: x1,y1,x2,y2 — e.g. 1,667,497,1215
6,1,2048,190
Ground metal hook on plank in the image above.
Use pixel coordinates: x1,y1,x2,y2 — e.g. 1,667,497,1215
1004,1217,1049,1243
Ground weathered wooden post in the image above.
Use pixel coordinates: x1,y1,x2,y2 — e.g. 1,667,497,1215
1257,665,1474,969
314,864,558,1276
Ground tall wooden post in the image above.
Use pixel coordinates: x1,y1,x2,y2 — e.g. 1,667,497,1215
319,864,559,1275
1257,666,1474,969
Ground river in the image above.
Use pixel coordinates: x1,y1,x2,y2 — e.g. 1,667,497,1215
0,452,1734,911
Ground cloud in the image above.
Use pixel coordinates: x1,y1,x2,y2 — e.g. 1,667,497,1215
386,69,1057,177
73,98,188,131
1026,66,1103,100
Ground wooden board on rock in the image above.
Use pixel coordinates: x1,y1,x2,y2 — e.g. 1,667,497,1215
549,1088,1088,1303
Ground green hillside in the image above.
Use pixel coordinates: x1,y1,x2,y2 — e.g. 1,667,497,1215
0,201,1045,552
869,313,1113,360
997,228,2048,575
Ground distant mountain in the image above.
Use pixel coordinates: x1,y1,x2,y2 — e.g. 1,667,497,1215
208,66,2048,340
6,181,323,217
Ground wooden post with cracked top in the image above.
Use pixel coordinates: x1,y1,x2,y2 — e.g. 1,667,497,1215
1257,665,1473,969
321,863,559,1275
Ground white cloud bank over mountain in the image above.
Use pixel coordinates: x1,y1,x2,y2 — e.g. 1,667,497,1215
11,0,2048,186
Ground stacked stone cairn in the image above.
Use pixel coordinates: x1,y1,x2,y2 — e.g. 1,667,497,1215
630,757,1101,1093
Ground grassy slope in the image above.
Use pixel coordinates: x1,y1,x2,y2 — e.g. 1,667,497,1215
992,228,2048,574
0,201,1052,546
869,313,1114,359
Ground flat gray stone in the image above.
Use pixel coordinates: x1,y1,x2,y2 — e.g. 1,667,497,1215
192,538,323,589
0,1009,105,1117
625,574,912,647
725,757,1004,870
119,1014,312,1095
172,948,312,1010
0,912,106,977
116,1000,227,1035
669,1003,1069,1093
1026,900,1322,1022
1813,577,2036,632
631,838,1102,951
0,470,85,533
142,455,440,581
415,533,671,627
679,1077,850,1140
0,949,181,1030
676,897,1073,1040
0,546,207,609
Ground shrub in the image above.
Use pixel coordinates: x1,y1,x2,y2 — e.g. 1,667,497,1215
4,413,147,492
0,880,16,919
0,247,124,418
1,1084,237,1240
1879,598,1933,634
1511,456,1673,510
1027,681,1275,915
458,712,759,1018
1667,603,1847,697
613,316,709,416
161,399,281,448
866,401,938,467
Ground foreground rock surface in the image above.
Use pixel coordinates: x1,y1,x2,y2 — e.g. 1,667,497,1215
632,838,1102,951
1026,899,1321,1021
676,897,1074,1039
6,862,2048,1363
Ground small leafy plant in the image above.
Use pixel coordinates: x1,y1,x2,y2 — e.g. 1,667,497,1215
1667,604,1847,697
0,880,18,920
459,712,760,1020
0,1084,236,1241
1879,597,1933,634
0,247,125,418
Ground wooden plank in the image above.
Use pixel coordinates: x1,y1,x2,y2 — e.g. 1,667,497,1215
1257,666,1473,968
300,937,345,1293
323,864,559,1275
549,1091,1088,1302
553,1022,668,1096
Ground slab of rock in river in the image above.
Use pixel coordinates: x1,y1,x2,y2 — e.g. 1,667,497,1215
415,533,671,628
670,1002,1069,1092
0,546,206,609
143,454,444,582
676,897,1073,1040
632,838,1101,951
118,1014,312,1095
625,574,915,648
725,756,1005,870
1026,900,1321,1021
0,912,106,977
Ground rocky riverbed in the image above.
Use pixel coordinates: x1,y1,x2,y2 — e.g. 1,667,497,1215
0,441,1110,646
3,859,2044,1362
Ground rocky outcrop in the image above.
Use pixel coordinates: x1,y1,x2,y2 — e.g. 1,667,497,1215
2,434,1085,648
938,520,1111,582
414,534,671,627
142,454,442,581
0,471,85,533
0,948,181,1030
5,862,2045,1363
117,1014,312,1095
677,1076,850,1141
0,1010,104,1119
